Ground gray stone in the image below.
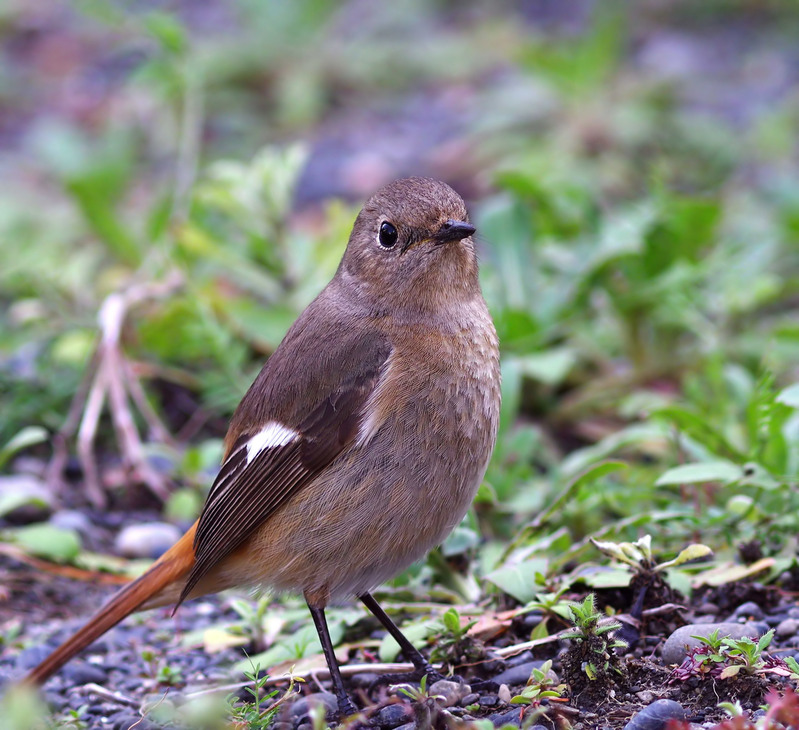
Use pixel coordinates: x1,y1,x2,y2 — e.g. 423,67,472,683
289,692,338,720
61,661,108,686
429,679,468,707
49,509,92,535
374,702,412,728
497,683,511,704
622,699,686,730
661,623,759,665
15,644,54,671
777,618,799,639
487,707,522,727
0,474,53,523
732,601,765,621
491,659,545,687
114,522,181,559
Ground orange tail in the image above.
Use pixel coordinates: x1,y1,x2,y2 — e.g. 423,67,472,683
24,522,198,686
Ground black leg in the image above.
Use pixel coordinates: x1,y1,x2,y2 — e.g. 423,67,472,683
307,603,358,719
359,592,443,680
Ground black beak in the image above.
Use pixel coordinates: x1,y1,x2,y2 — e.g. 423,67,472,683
435,219,476,243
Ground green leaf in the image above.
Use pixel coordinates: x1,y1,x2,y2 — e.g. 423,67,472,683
0,427,48,470
0,491,49,519
657,544,713,570
7,525,81,562
442,608,461,635
655,461,742,486
776,383,799,408
485,558,549,603
516,347,577,386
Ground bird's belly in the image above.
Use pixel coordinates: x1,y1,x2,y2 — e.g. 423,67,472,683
238,421,491,598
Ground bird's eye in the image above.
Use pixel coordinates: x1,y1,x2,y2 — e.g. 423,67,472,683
378,221,398,249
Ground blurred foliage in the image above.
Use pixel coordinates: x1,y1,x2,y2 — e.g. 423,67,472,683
1,0,799,720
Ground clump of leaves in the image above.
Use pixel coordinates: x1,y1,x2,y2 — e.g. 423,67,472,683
591,534,712,611
429,607,485,668
226,664,302,730
561,593,627,691
511,659,568,717
670,629,775,682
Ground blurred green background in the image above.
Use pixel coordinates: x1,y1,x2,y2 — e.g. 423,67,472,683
2,0,799,610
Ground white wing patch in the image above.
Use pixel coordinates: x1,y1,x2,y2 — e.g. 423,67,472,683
246,422,299,464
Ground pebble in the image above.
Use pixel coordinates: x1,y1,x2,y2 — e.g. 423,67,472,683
114,522,181,559
349,671,380,688
49,509,93,536
0,474,53,523
61,660,108,686
459,692,479,707
429,679,468,707
374,702,412,728
288,692,338,720
15,644,55,671
486,707,522,727
731,601,765,621
491,659,544,687
661,623,759,665
622,699,686,730
497,683,511,704
776,618,799,639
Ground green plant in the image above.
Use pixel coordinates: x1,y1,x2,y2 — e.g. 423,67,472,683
561,594,627,683
671,629,776,681
511,659,567,706
226,663,302,730
429,607,483,667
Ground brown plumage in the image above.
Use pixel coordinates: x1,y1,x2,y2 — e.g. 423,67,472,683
23,177,501,717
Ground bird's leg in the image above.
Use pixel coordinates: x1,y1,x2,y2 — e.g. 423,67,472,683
306,595,358,720
359,592,448,684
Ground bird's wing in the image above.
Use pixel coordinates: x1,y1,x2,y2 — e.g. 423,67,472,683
178,331,391,604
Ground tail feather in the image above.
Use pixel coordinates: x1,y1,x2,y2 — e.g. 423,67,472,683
23,522,197,686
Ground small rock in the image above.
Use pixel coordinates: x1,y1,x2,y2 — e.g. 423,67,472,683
487,707,522,727
374,703,412,728
695,602,718,615
0,474,53,523
497,683,511,704
289,693,338,720
15,644,55,671
459,692,479,707
636,690,656,704
661,623,759,665
49,509,93,535
479,694,500,707
788,607,799,619
429,679,468,707
491,659,544,687
777,618,799,639
732,601,765,621
114,522,181,559
61,661,108,686
622,699,686,730
504,650,533,667
349,671,380,688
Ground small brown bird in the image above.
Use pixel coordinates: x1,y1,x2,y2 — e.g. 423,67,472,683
24,177,501,717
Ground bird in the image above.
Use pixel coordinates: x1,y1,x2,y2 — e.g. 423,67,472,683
23,177,501,719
